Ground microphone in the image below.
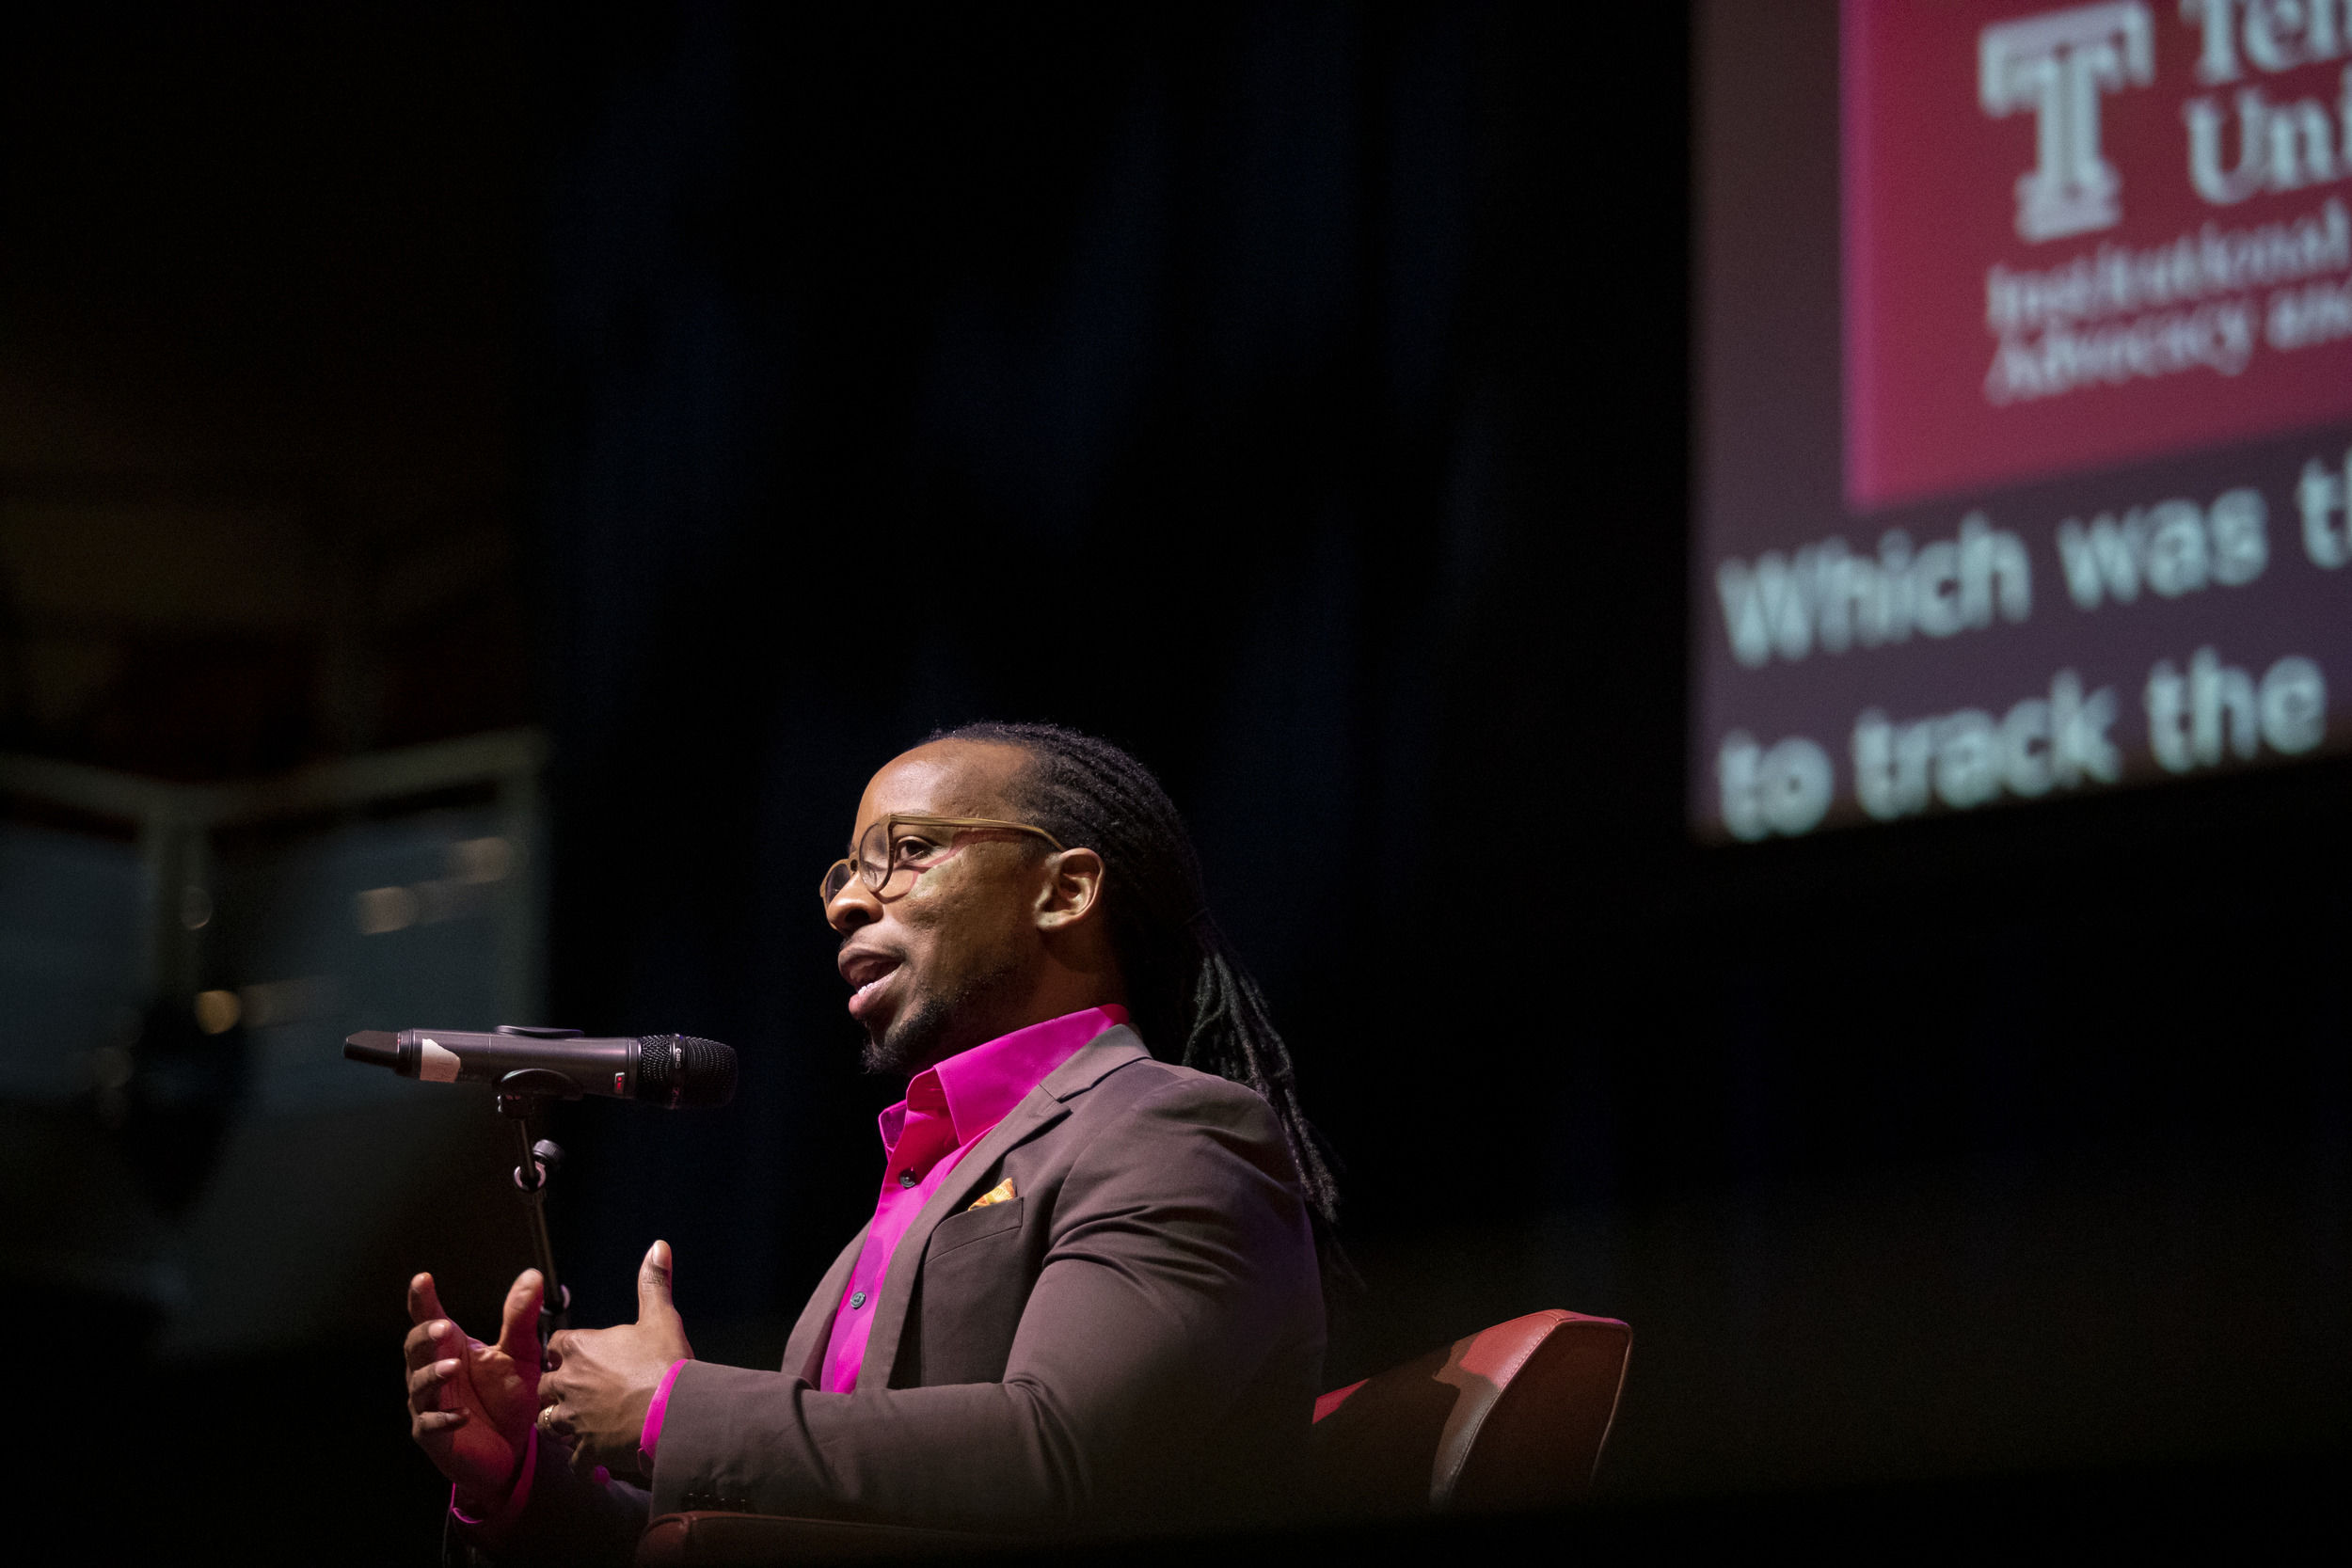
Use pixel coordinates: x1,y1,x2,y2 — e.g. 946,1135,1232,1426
342,1025,738,1109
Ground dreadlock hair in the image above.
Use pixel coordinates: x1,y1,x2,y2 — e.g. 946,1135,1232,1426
931,721,1343,1234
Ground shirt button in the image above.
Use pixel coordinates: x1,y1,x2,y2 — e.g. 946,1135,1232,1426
849,1291,867,1309
898,1171,917,1188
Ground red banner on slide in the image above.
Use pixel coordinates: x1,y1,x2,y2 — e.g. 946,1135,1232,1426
1843,0,2352,510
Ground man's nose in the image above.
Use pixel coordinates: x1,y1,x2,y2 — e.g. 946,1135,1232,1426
826,880,880,932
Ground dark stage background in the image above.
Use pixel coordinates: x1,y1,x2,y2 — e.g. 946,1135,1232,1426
4,4,2345,1561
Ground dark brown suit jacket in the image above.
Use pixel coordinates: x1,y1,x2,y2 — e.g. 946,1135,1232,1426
499,1025,1325,1562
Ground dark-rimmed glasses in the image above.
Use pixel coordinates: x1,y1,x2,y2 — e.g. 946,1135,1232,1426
819,814,1066,907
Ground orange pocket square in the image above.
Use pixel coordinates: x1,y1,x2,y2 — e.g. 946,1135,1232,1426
966,1178,1016,1211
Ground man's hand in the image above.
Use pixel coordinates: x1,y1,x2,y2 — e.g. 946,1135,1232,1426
405,1270,545,1515
539,1241,693,1476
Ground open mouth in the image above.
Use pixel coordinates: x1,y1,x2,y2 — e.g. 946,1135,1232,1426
841,951,904,1021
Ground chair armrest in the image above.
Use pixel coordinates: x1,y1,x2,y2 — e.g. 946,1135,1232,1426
636,1511,993,1566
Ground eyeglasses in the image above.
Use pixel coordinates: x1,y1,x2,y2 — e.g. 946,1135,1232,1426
819,814,1066,907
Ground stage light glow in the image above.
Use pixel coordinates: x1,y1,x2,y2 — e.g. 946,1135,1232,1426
354,885,420,935
194,989,242,1035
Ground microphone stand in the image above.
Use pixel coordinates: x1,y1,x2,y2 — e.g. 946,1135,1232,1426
494,1069,579,1347
440,1072,579,1568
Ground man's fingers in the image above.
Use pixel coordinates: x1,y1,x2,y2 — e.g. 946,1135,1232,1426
407,1273,449,1329
414,1409,471,1434
637,1240,675,1319
494,1269,546,1363
407,1357,463,1412
405,1319,457,1371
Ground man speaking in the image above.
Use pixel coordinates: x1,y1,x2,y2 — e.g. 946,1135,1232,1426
400,722,1335,1559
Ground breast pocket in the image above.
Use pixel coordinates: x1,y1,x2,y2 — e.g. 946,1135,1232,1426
908,1196,1031,1386
926,1195,1025,1259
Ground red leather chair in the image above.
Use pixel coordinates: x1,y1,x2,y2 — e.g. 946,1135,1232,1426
636,1513,975,1564
636,1308,1631,1564
1306,1308,1631,1517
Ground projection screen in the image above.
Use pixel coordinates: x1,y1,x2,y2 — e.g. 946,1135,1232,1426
1695,0,2352,840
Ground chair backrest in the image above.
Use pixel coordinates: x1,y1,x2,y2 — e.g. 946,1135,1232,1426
1306,1308,1630,1517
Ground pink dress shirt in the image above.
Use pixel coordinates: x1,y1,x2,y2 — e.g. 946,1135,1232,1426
814,1004,1123,1394
461,1005,1124,1538
643,1005,1120,1453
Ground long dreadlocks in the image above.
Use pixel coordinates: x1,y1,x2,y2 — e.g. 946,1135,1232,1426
932,721,1343,1234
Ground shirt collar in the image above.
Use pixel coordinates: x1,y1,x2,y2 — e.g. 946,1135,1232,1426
878,1004,1128,1153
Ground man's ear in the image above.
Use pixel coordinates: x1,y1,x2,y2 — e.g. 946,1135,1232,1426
1034,847,1105,931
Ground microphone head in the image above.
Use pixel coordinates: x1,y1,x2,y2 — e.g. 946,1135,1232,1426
637,1035,738,1109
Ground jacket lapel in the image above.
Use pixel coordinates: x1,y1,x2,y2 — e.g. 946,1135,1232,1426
781,1222,869,1383
854,1025,1151,1390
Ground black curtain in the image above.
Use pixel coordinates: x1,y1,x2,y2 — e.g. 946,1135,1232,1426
530,4,1688,1363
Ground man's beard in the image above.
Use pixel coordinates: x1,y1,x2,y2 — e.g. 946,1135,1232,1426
861,992,958,1078
861,950,1029,1079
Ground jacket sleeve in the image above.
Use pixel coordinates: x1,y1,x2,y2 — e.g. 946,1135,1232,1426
645,1073,1322,1531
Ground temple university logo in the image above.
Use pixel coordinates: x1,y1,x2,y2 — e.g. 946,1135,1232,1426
1845,0,2352,507
1980,2,2155,242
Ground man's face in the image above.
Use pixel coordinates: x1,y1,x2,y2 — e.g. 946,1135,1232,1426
827,740,1049,1077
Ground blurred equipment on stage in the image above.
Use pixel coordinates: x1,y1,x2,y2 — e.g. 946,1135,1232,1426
0,729,548,1358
